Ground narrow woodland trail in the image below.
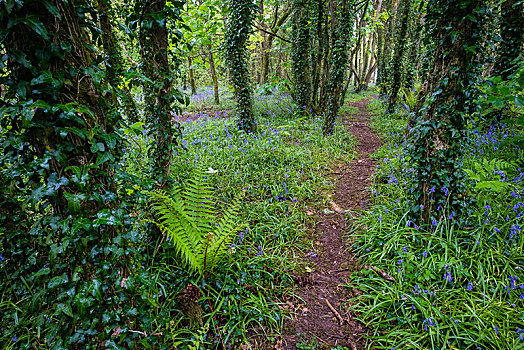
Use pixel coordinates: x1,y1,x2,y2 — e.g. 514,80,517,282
281,99,381,349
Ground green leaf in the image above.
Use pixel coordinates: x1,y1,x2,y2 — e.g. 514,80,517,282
48,273,69,289
96,152,114,166
57,303,73,317
64,192,81,214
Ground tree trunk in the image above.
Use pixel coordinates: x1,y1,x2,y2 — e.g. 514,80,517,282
188,56,197,95
208,49,220,105
291,0,312,112
409,0,484,224
387,0,411,114
323,0,354,135
226,0,256,132
140,0,176,187
494,0,524,80
98,0,139,123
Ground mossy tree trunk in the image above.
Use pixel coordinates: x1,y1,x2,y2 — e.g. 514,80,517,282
386,0,411,114
322,0,354,135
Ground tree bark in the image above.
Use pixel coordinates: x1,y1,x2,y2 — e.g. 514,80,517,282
494,0,524,80
410,0,484,224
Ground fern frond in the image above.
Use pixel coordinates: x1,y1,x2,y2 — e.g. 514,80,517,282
148,190,200,270
204,194,245,271
182,164,216,234
147,166,245,276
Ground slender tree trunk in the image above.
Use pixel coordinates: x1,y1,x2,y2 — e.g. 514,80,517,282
225,0,256,132
323,0,354,134
291,0,312,111
188,56,197,95
208,48,220,105
494,0,524,80
98,0,139,123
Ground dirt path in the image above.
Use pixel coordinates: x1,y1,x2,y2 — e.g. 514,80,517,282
281,98,381,349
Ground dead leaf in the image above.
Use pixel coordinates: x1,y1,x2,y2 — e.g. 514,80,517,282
111,327,122,338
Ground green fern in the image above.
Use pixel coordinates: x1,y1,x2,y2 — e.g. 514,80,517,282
148,165,244,275
464,158,518,192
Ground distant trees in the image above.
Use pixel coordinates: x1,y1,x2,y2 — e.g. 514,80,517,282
290,0,355,134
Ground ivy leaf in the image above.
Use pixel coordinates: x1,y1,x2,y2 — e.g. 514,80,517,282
41,0,61,18
57,303,73,317
96,152,114,166
33,267,51,278
48,273,69,289
72,218,91,235
64,192,81,214
8,16,49,40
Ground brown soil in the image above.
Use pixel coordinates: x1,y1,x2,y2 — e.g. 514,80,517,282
280,99,381,349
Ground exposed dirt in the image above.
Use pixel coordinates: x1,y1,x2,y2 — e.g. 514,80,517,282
280,99,381,349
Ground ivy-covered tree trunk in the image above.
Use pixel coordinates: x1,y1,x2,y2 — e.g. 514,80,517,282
322,0,354,135
494,0,524,80
98,0,139,123
291,0,312,112
386,0,411,114
225,0,257,133
310,0,326,110
377,0,398,96
0,1,143,346
407,0,484,225
139,0,178,187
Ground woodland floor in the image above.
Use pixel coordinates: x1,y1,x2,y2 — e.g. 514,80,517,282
280,99,381,349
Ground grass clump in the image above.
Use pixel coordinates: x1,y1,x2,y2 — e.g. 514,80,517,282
350,99,524,349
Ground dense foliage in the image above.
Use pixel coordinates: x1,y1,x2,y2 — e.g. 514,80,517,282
1,0,523,348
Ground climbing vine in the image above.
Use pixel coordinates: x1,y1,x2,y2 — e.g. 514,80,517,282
323,0,354,135
291,0,312,113
225,0,257,133
0,1,159,347
405,0,486,225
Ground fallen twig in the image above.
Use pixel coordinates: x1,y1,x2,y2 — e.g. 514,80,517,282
325,299,345,325
363,265,396,282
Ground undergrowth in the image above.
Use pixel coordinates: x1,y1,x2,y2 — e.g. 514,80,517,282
123,91,355,348
349,98,524,349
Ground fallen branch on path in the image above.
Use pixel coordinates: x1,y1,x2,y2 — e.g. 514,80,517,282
325,299,345,325
363,265,396,282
